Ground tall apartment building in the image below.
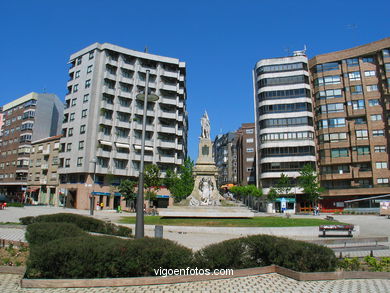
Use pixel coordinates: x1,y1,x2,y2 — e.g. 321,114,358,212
213,132,237,186
236,123,256,185
0,92,63,201
59,42,187,210
309,37,390,209
253,52,317,204
27,135,61,205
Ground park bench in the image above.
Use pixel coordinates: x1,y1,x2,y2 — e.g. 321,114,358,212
309,236,389,258
325,215,335,221
319,224,354,237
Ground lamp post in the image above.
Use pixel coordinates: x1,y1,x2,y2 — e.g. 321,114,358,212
90,158,97,216
135,70,159,238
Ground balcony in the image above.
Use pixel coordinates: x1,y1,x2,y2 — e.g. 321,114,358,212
41,164,48,170
99,116,114,126
157,125,176,134
114,152,130,160
133,124,154,132
160,96,177,106
161,69,178,78
158,140,176,149
40,179,47,184
98,133,112,142
43,149,50,155
119,60,135,71
161,83,177,92
102,85,116,96
134,108,154,117
115,120,131,129
161,111,176,120
101,101,115,111
159,156,175,164
115,136,130,144
96,149,111,158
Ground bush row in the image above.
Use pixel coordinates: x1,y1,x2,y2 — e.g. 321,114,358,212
27,235,193,279
20,213,132,237
25,226,336,278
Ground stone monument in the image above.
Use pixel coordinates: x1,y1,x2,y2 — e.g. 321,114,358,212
187,111,223,206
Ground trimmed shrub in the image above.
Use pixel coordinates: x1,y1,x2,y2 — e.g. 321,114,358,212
194,235,337,272
26,236,193,279
26,222,87,246
20,213,132,237
6,202,24,207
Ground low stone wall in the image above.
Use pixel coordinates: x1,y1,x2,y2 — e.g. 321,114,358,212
0,265,26,274
21,265,390,288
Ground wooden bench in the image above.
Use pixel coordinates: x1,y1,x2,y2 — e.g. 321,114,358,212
309,237,389,258
319,224,354,237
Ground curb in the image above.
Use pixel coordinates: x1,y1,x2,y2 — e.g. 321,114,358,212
20,265,390,288
0,265,26,274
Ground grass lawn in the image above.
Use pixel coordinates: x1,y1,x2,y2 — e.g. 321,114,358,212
119,216,346,227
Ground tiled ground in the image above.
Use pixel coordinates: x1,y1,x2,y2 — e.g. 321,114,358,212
2,273,390,293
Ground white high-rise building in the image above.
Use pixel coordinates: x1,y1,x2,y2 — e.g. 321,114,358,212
58,43,187,210
253,52,316,209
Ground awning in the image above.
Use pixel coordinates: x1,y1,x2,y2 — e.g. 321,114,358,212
27,187,39,192
157,195,170,199
116,142,130,149
275,197,296,203
114,192,122,197
91,192,111,196
134,144,153,151
99,140,112,146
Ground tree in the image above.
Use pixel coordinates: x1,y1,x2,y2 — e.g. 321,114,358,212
163,158,195,203
298,164,324,205
117,180,137,209
143,164,161,202
267,187,278,202
275,173,293,197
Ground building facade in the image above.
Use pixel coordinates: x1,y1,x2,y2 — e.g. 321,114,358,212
253,52,317,208
213,132,237,186
27,135,61,205
309,37,390,210
59,42,187,210
0,93,63,202
236,123,256,185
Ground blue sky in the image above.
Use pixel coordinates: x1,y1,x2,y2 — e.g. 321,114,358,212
1,0,389,160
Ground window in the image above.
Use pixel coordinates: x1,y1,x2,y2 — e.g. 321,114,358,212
79,141,84,150
246,148,254,153
73,84,78,92
77,157,83,167
75,71,80,78
364,70,376,77
83,94,89,103
87,65,93,73
70,113,75,121
246,157,254,162
363,57,375,63
315,89,342,100
317,103,344,114
368,99,379,107
355,146,370,155
367,85,378,92
89,51,94,59
65,159,70,167
346,85,363,95
68,128,73,137
348,100,365,110
318,118,346,129
383,49,390,57
80,125,86,134
85,79,91,88
376,162,388,169
319,132,347,143
377,178,389,184
66,143,72,152
245,129,254,134
344,58,359,67
257,62,307,74
371,114,382,121
347,71,361,81
355,130,368,140
246,138,254,143
385,63,390,72
314,75,341,86
331,148,349,158
314,62,339,73
76,57,82,65
373,130,384,136
81,109,87,118
71,98,77,106
259,88,310,101
374,146,386,152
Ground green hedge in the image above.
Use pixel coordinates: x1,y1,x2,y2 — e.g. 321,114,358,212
25,222,87,246
20,213,132,237
26,236,193,279
194,235,336,272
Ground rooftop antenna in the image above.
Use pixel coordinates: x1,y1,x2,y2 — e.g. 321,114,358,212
144,46,148,53
293,45,307,56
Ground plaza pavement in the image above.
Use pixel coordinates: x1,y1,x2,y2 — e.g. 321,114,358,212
1,206,390,292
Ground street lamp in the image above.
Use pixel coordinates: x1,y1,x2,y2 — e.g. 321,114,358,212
135,69,159,238
90,158,97,216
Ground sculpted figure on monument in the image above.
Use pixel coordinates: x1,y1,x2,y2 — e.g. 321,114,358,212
201,111,210,139
199,177,213,205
